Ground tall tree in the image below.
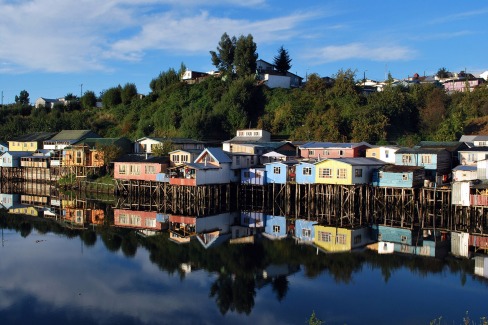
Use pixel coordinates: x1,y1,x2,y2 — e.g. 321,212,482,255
121,83,138,105
234,34,258,77
81,90,97,109
210,33,236,76
273,46,292,75
15,90,30,105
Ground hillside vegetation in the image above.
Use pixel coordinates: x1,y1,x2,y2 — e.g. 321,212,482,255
3,68,488,145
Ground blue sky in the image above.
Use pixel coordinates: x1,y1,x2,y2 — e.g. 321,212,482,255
1,0,487,104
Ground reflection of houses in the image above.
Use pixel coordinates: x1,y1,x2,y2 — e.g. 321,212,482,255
63,203,105,228
451,232,470,258
114,209,168,232
263,215,289,239
169,148,233,186
231,211,264,243
372,165,425,188
9,205,40,216
169,212,235,246
314,225,372,252
475,255,488,278
315,158,384,185
299,142,371,159
0,193,20,209
294,219,317,243
114,155,170,182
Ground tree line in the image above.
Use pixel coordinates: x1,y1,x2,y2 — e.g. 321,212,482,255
2,33,488,145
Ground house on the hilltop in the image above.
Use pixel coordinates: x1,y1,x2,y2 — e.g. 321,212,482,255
34,97,65,109
256,59,302,88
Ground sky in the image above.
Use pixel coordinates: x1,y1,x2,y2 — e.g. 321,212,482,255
0,0,487,104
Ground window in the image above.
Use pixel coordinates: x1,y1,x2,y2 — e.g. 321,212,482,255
246,131,252,136
421,155,431,164
339,150,344,156
145,165,156,174
355,169,362,177
243,171,250,178
76,151,82,164
254,131,259,136
273,225,280,233
402,154,412,164
130,215,141,226
303,167,312,176
308,150,315,156
273,166,281,174
336,234,346,244
181,155,188,162
318,231,331,242
354,235,362,244
385,150,389,158
118,164,126,174
173,155,180,162
337,168,347,179
318,168,332,178
119,213,128,224
372,152,376,157
324,150,329,156
130,165,141,175
145,218,156,228
239,131,244,136
302,228,311,238
402,174,408,181
400,235,407,243
235,156,240,165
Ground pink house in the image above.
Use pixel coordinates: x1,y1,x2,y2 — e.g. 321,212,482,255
114,209,168,231
298,142,372,159
114,156,169,182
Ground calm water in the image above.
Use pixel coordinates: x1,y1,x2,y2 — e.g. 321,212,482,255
0,212,487,325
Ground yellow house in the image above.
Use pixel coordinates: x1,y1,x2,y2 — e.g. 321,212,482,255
9,206,39,216
8,132,56,152
169,149,202,167
314,157,384,185
313,225,371,252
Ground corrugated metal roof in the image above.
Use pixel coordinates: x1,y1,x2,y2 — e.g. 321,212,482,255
380,165,424,172
396,147,447,154
453,165,477,171
139,137,204,144
49,130,99,141
324,157,385,166
11,132,57,142
299,141,371,149
205,147,232,163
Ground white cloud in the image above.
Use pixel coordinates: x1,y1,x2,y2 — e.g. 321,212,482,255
304,42,415,64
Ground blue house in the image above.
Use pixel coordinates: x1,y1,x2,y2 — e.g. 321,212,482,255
295,161,316,184
263,214,288,239
372,165,425,188
241,167,267,185
395,148,451,185
294,219,317,243
264,161,297,184
372,225,422,246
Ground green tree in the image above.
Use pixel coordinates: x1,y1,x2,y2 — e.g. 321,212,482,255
81,90,97,109
101,86,122,108
96,143,123,174
151,141,173,156
273,45,292,75
210,32,236,76
234,34,258,77
15,90,30,105
150,68,180,93
436,67,450,79
121,83,138,105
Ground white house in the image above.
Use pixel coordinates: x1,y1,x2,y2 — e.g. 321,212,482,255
366,146,398,164
0,151,32,167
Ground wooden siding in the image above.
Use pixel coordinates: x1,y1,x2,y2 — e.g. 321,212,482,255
241,168,266,185
469,235,488,250
114,162,167,181
295,163,315,184
264,215,288,239
372,169,424,188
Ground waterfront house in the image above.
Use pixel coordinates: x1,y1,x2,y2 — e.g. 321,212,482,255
0,193,20,209
299,142,372,159
452,165,477,182
230,211,264,243
114,155,170,182
315,157,385,185
366,146,399,164
43,130,101,150
416,141,468,167
169,149,202,167
295,161,316,184
0,142,8,153
263,214,289,239
458,147,488,166
114,209,168,231
241,167,266,185
395,148,452,185
265,160,297,184
8,132,56,152
313,225,372,252
372,225,422,246
372,165,425,188
134,137,204,154
294,219,317,243
169,147,233,186
169,213,235,246
0,151,32,168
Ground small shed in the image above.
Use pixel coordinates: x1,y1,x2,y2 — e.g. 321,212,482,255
372,165,424,188
452,165,477,182
451,181,471,206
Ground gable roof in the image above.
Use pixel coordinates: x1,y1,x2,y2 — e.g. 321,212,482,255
10,132,57,142
323,157,385,166
136,137,204,145
416,141,467,152
299,142,371,149
196,147,232,163
396,147,448,155
48,130,100,142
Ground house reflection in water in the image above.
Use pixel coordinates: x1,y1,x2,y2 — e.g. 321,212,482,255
113,209,169,236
